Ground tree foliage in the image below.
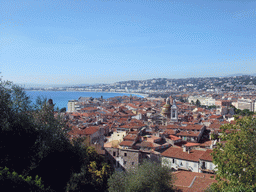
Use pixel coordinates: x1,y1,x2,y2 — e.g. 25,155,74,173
195,99,201,107
60,107,67,112
0,77,113,191
230,105,254,116
67,140,113,192
211,116,256,191
0,167,49,192
108,160,174,192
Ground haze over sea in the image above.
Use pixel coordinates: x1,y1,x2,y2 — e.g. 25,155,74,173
25,91,143,110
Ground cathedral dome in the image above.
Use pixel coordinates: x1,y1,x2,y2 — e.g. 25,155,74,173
161,97,171,115
162,104,171,114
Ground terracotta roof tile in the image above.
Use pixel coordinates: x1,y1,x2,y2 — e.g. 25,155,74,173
161,147,205,162
199,149,213,162
123,134,137,141
83,126,99,135
173,171,216,192
119,140,134,146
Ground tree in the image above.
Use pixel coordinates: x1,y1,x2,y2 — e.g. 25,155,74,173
60,107,66,112
208,105,217,109
0,78,78,191
0,167,49,192
240,109,254,116
179,96,185,103
210,132,218,140
0,79,39,175
67,141,113,192
211,116,256,191
195,99,201,107
231,105,254,116
0,77,113,191
108,160,174,192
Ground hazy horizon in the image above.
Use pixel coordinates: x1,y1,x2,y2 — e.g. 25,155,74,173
1,0,256,85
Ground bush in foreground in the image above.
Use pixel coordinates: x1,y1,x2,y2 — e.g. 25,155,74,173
108,160,174,192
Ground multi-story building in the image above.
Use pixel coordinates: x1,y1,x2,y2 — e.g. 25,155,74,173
67,100,80,112
236,99,255,112
161,146,216,173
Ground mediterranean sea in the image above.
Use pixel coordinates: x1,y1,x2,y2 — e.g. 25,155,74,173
25,91,144,110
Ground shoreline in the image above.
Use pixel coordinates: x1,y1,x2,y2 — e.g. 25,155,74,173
25,90,148,98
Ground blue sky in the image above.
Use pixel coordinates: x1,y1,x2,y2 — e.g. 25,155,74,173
1,0,255,85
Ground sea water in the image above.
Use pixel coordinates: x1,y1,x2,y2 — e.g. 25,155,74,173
25,91,143,110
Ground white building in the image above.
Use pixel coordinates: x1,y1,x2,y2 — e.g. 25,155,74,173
188,96,216,106
67,99,80,112
237,98,255,112
161,147,216,173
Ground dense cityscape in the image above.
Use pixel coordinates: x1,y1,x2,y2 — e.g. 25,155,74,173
27,75,256,94
44,74,255,191
2,0,256,190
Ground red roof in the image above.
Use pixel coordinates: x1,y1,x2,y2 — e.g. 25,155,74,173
119,141,134,146
123,134,137,141
164,129,177,135
161,147,205,162
176,131,200,137
136,141,154,148
173,171,217,192
184,142,200,147
182,124,204,131
168,135,181,141
83,126,99,135
199,149,213,162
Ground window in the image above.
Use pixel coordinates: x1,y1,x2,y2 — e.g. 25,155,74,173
132,162,134,165
180,162,183,166
172,159,175,164
124,161,127,165
202,161,206,169
124,153,127,157
113,152,116,156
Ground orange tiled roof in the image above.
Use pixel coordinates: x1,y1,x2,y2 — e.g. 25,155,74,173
161,147,205,162
168,135,181,141
83,126,99,135
199,149,213,162
123,134,137,141
119,140,134,146
173,171,217,192
184,142,200,147
176,131,200,137
181,124,204,131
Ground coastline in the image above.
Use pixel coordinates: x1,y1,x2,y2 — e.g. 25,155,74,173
25,90,149,98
